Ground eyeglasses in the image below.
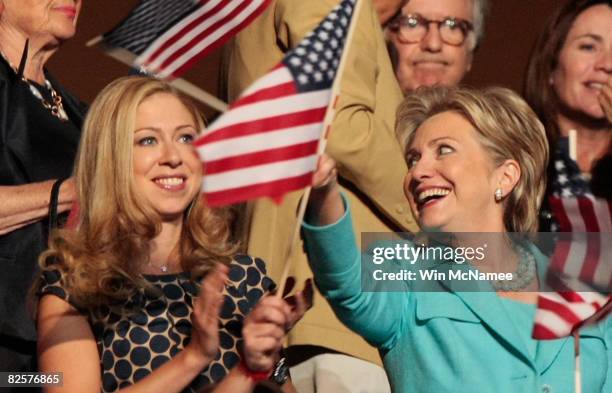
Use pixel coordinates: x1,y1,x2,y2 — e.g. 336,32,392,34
388,13,474,46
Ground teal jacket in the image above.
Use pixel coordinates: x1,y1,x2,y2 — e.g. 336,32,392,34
302,204,610,393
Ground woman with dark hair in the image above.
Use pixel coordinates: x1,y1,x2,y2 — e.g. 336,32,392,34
0,0,87,373
36,76,308,393
524,0,611,231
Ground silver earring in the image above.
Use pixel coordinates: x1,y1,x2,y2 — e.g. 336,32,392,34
494,188,503,202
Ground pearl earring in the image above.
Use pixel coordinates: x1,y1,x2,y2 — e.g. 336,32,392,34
494,188,503,202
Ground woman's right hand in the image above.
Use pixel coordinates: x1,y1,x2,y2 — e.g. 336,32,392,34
307,154,345,226
187,264,229,363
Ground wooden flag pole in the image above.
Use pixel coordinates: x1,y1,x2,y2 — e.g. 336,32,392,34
275,0,365,298
86,39,229,112
571,300,611,393
86,35,103,47
573,330,581,393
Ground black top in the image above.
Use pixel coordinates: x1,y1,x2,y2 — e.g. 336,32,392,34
0,54,86,346
39,255,275,393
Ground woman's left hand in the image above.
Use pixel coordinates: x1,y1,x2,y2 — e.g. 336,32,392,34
279,277,314,331
599,76,612,123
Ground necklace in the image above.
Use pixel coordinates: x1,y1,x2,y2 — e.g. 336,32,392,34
0,49,68,121
148,261,169,273
491,243,536,291
27,80,68,121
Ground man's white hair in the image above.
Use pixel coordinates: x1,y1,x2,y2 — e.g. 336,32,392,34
471,0,490,49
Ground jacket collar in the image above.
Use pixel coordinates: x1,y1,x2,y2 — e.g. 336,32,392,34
435,242,575,373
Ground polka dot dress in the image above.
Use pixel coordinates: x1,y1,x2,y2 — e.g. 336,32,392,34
38,255,275,392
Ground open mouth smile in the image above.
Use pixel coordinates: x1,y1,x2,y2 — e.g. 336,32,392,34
415,187,450,209
153,176,187,190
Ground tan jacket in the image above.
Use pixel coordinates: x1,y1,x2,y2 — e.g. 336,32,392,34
222,0,418,366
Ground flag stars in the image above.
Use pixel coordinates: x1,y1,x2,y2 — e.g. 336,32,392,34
281,0,354,90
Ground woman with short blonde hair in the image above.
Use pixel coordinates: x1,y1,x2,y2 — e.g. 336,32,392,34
395,86,549,233
301,86,610,393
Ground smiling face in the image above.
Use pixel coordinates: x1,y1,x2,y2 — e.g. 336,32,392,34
0,0,81,44
551,4,612,120
132,93,202,223
404,111,507,232
390,0,474,93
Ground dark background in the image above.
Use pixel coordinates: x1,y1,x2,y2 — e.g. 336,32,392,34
47,0,560,118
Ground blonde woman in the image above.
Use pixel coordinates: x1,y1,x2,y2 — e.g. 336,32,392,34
36,76,307,393
304,86,611,392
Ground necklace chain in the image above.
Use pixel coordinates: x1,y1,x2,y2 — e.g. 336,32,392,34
491,243,536,292
148,261,169,273
0,50,68,121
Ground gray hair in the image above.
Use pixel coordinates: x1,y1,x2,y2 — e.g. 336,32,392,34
471,0,490,49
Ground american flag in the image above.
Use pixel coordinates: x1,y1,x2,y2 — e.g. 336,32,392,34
195,0,356,207
101,0,271,79
532,196,612,339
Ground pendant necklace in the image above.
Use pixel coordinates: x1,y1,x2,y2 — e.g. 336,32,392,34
149,261,170,273
0,49,68,121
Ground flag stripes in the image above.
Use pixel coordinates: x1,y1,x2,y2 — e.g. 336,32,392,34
533,195,612,339
101,0,271,79
533,291,610,339
103,0,198,55
195,0,356,206
137,0,270,78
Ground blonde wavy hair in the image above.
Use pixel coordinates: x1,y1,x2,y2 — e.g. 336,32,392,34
38,76,236,309
396,86,549,233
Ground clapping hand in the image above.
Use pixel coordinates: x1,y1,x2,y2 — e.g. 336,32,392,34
187,264,228,363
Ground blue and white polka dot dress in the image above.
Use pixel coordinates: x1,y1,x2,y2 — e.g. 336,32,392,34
39,255,275,392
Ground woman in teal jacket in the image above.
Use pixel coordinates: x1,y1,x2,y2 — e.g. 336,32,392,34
302,86,610,393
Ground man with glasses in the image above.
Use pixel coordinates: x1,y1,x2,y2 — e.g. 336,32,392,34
386,0,488,93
